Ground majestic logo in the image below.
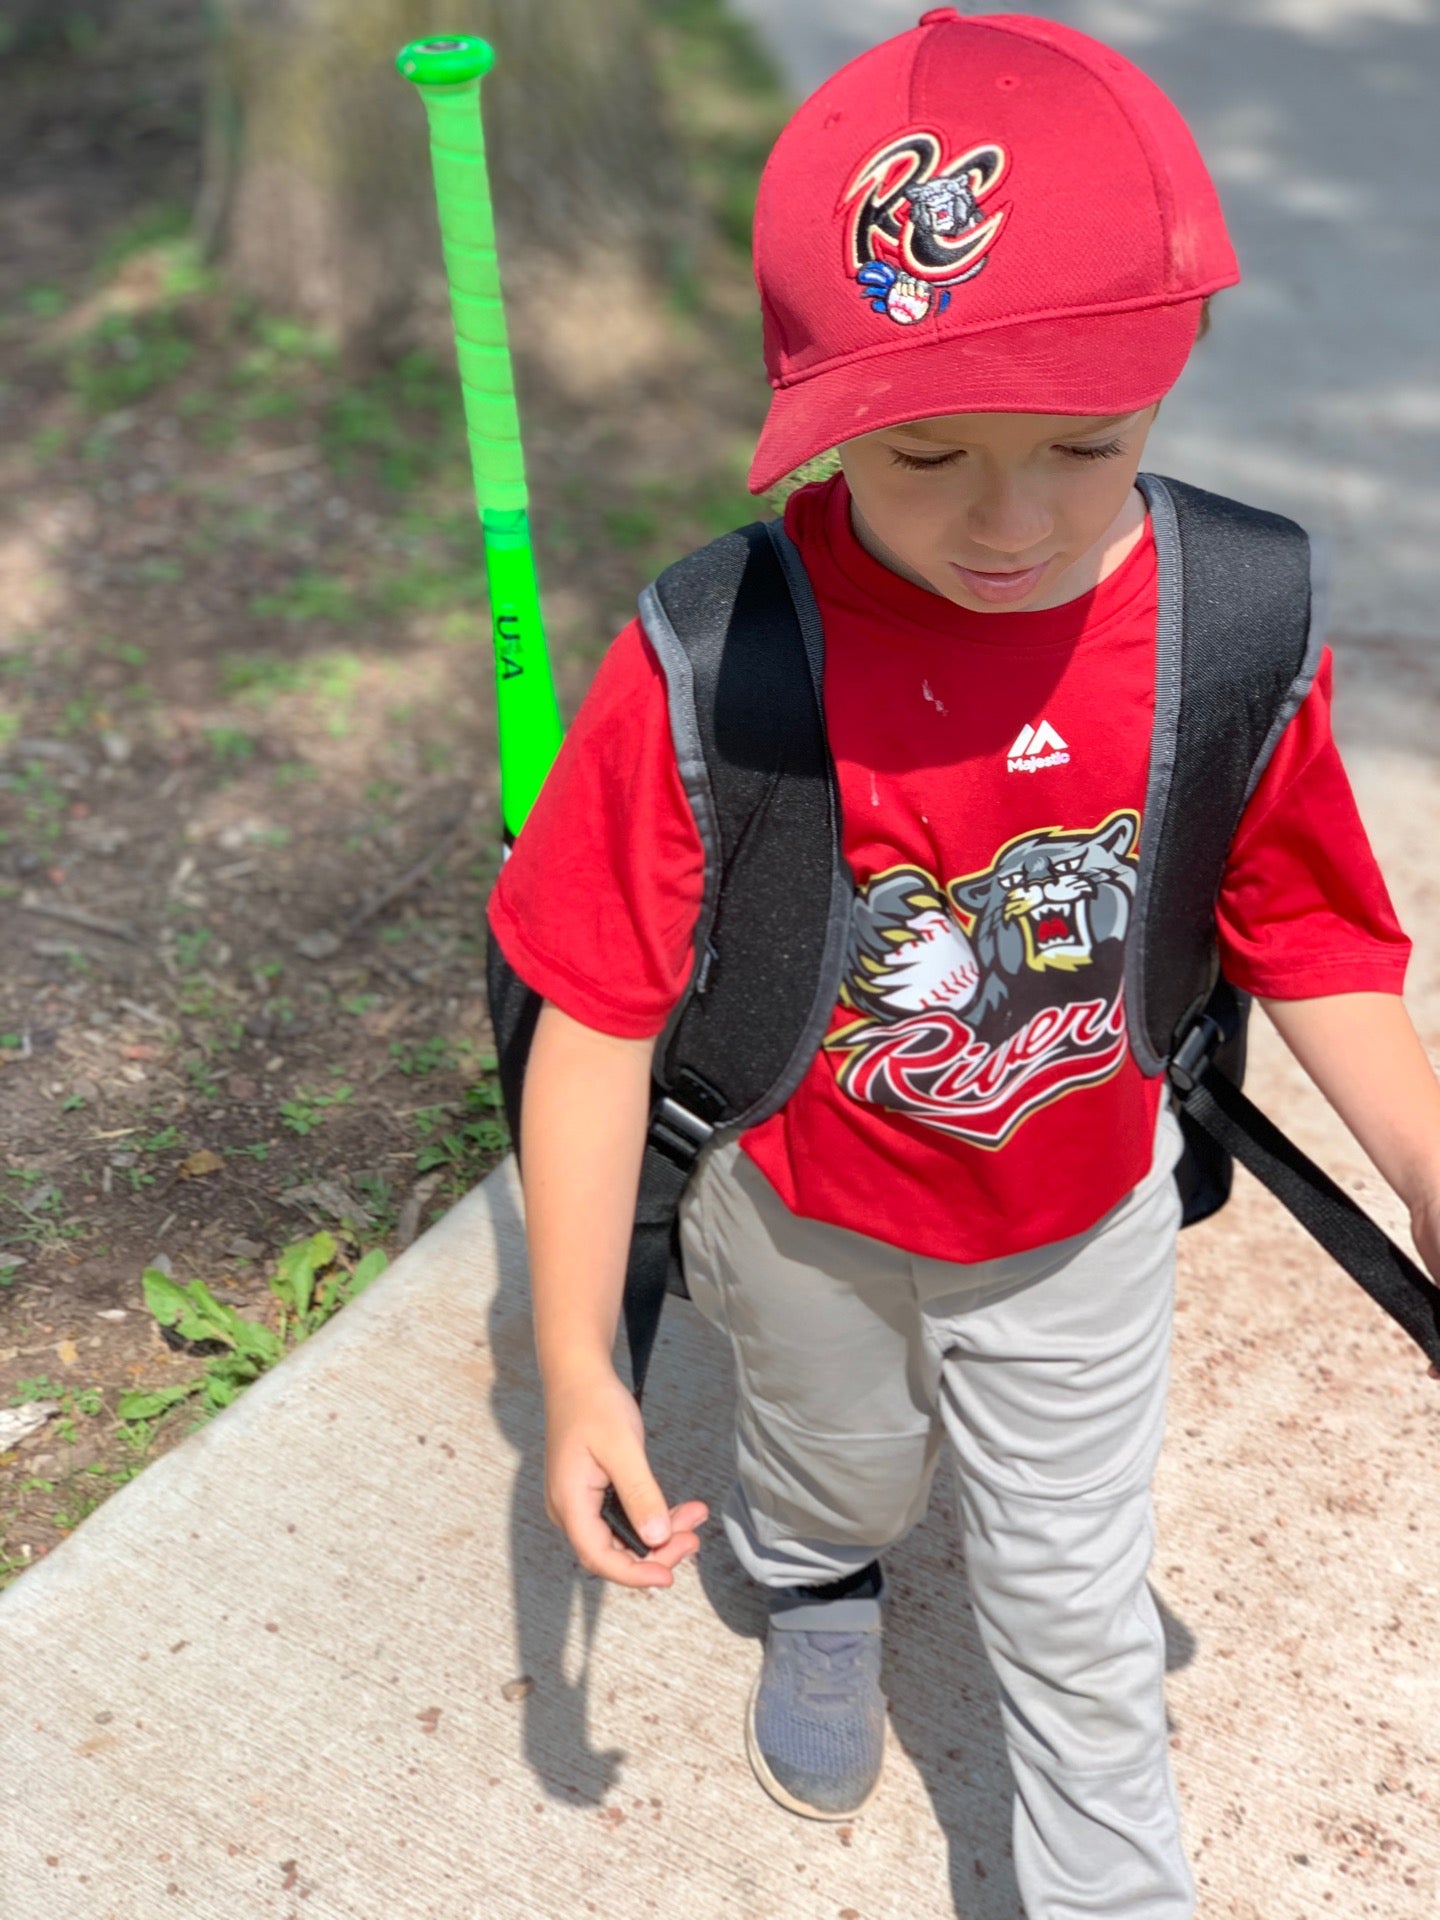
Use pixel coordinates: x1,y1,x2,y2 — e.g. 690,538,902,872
1007,719,1070,773
840,130,1009,328
823,812,1139,1147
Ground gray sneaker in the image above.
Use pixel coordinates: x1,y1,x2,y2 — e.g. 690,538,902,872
745,1567,888,1820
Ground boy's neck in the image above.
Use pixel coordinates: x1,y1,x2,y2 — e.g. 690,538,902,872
848,485,1149,614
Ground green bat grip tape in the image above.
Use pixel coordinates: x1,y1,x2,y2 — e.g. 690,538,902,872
397,36,524,517
399,35,563,839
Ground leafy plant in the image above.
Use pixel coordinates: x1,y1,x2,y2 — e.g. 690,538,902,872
390,1036,454,1077
117,1232,388,1423
278,1084,353,1135
204,725,257,766
412,1078,510,1173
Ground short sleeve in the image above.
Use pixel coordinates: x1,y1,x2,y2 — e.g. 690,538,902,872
486,618,706,1036
1215,649,1411,999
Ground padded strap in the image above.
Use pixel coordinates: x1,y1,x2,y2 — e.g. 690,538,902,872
639,520,849,1127
1129,473,1323,1072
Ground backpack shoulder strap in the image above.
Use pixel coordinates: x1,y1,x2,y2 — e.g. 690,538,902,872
1130,477,1440,1374
598,515,849,1435
1127,471,1328,1072
638,516,852,1136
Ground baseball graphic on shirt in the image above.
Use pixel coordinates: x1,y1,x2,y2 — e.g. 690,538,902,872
827,812,1140,1148
860,904,980,1012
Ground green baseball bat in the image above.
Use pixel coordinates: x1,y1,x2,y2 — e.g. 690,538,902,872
396,34,563,842
399,37,652,1565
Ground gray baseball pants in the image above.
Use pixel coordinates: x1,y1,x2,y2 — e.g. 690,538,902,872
676,1100,1195,1920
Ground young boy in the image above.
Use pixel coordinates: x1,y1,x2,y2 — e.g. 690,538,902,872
489,12,1440,1915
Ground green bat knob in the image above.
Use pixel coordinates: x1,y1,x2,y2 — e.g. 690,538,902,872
395,36,495,88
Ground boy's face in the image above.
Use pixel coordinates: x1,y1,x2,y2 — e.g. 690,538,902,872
837,405,1159,613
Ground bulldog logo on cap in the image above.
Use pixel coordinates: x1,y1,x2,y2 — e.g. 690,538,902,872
841,132,1009,326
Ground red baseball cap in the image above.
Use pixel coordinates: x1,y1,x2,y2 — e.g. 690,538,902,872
748,8,1239,495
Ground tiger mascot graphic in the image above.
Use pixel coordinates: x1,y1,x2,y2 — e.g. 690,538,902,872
824,811,1140,1147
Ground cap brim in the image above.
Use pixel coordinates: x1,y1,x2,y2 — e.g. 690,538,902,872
748,300,1205,496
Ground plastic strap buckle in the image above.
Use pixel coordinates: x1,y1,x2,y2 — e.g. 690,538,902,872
1169,1014,1224,1096
648,1096,716,1170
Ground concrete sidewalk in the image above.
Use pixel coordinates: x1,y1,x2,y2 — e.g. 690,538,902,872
3,972,1439,1917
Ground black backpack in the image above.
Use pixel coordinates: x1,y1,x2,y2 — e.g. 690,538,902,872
488,472,1440,1552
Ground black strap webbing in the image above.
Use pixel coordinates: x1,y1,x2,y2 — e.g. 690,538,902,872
1176,1065,1440,1368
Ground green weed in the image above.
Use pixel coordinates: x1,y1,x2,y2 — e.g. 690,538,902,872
412,1078,509,1174
67,310,194,412
390,1036,454,1076
29,424,68,463
23,285,66,319
220,655,306,703
173,926,214,973
115,1232,389,1425
278,1085,353,1136
204,725,257,767
249,571,355,625
94,205,192,274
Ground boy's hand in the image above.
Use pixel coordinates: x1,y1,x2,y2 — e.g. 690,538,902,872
543,1365,708,1588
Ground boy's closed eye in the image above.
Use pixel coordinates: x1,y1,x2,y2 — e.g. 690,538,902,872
888,438,1129,472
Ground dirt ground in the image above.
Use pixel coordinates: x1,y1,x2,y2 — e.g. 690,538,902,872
0,0,786,1584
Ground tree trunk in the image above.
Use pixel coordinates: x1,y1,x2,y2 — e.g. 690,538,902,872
199,0,693,365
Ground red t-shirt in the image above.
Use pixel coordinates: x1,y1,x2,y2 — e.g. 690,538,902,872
489,474,1410,1261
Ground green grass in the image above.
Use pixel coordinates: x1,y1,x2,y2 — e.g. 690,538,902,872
66,309,195,412
204,725,258,767
219,649,362,712
320,351,460,492
94,205,193,275
172,927,214,974
278,1085,354,1136
390,1036,455,1077
23,284,66,319
248,572,356,626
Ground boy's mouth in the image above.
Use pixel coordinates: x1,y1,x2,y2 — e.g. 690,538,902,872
949,560,1048,604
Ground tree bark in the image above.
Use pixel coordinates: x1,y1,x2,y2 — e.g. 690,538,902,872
199,0,692,365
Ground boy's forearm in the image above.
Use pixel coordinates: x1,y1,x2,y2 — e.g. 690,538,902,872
1258,990,1440,1212
519,999,657,1391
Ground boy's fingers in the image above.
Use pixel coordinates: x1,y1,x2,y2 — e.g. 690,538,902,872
608,1459,674,1550
628,1525,702,1573
567,1496,673,1585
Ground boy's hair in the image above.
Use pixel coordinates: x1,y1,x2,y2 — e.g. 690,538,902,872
747,14,1238,497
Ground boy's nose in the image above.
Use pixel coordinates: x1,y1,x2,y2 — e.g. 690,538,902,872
963,492,1053,559
963,472,1052,556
